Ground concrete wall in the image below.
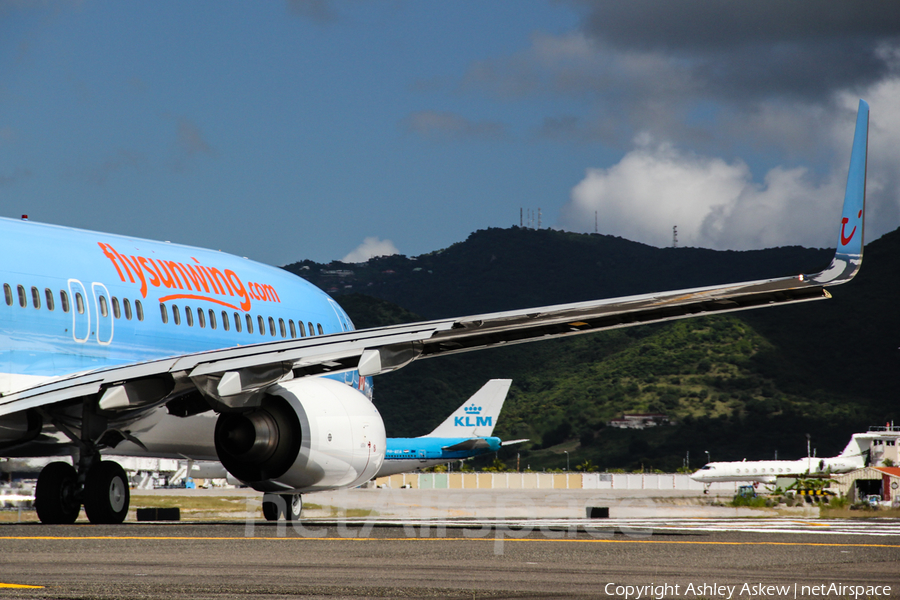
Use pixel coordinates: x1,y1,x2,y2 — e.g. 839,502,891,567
374,472,740,492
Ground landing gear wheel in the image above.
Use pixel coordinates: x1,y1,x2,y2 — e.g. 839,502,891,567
262,493,281,521
83,461,130,524
35,462,80,524
285,494,302,521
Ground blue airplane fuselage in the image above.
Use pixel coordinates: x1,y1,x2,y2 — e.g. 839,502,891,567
0,217,369,394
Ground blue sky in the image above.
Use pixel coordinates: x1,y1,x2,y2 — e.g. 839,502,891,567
2,1,900,265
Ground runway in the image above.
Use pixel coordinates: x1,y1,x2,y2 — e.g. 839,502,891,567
1,519,898,599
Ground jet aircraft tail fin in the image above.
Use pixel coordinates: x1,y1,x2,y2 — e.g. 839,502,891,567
839,434,867,458
425,379,512,438
810,99,868,285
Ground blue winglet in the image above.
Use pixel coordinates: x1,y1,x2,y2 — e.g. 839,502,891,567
811,99,868,285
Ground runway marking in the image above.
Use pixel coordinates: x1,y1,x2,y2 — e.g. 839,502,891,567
0,535,897,549
0,583,44,589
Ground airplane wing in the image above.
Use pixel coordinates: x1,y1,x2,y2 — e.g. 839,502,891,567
0,100,870,420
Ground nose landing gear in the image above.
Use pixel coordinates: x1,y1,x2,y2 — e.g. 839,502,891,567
262,493,302,521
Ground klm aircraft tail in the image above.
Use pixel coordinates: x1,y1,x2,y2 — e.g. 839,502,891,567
425,379,512,438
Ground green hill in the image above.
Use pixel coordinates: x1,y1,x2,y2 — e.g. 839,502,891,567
283,227,899,472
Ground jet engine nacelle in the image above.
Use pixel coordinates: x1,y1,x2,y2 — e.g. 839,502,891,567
214,377,385,493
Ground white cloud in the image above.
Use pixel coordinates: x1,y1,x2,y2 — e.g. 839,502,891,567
342,237,399,263
560,135,843,250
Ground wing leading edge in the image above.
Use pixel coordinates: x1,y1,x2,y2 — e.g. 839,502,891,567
0,100,869,419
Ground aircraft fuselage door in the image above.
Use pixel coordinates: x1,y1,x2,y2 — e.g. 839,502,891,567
92,282,113,345
67,279,91,343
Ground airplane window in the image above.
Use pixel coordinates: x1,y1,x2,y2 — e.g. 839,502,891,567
233,312,242,333
245,314,253,334
45,288,54,311
258,315,265,336
173,305,181,325
60,291,69,313
185,306,194,327
160,303,169,324
124,298,132,320
136,300,144,321
197,308,205,328
17,285,26,308
99,296,108,318
298,321,306,337
279,318,286,338
752,468,757,473
268,317,276,336
209,310,217,330
111,297,120,319
221,310,229,331
317,323,324,335
308,322,314,337
31,286,41,309
289,320,296,338
3,284,11,306
75,293,84,314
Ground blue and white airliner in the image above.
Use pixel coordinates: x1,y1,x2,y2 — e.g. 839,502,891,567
377,379,526,477
0,101,870,524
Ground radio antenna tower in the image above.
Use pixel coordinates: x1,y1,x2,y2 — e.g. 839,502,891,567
538,208,541,230
595,211,598,234
673,225,678,248
520,208,523,227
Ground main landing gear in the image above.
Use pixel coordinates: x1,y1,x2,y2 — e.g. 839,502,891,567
35,459,130,524
262,493,302,521
34,396,136,524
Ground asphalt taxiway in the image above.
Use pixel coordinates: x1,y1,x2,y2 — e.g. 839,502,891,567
1,519,898,600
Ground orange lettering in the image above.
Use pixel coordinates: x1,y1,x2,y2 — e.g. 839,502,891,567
258,284,280,303
98,243,127,282
207,267,235,297
138,257,161,288
150,259,176,289
122,255,148,297
161,261,189,290
183,264,211,293
225,270,251,311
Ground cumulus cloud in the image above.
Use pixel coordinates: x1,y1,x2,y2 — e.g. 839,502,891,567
342,237,399,263
452,2,900,247
560,134,843,250
403,110,508,141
